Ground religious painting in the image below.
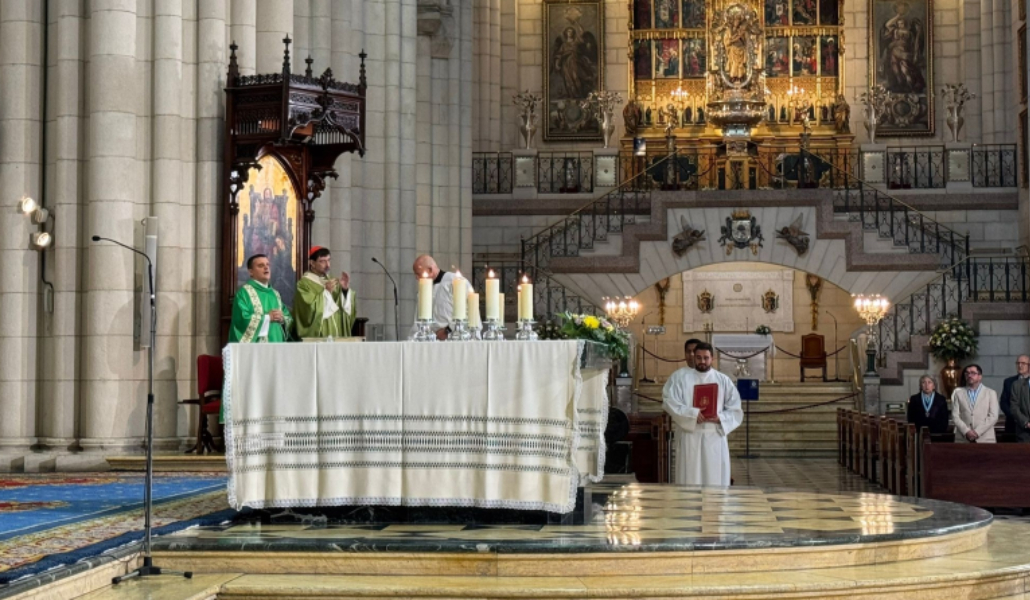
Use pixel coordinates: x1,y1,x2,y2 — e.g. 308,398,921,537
654,0,680,28
544,0,604,142
633,39,653,80
869,0,934,136
765,37,790,77
792,36,818,76
821,35,839,76
682,38,707,77
793,0,817,25
634,0,652,29
820,0,840,24
236,153,300,308
655,39,681,78
765,0,790,26
682,0,706,28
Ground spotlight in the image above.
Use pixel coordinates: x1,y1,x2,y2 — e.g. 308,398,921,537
19,197,38,214
31,231,52,250
30,207,49,225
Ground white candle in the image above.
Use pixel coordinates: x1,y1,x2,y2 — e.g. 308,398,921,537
498,293,505,323
452,272,467,320
418,271,433,320
519,275,533,321
468,292,481,328
485,271,499,320
516,285,522,321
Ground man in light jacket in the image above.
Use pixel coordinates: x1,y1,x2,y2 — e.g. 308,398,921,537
950,364,999,443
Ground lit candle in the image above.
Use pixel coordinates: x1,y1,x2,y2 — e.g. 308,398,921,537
468,292,481,328
418,271,433,320
516,285,522,321
485,270,499,320
452,271,467,320
498,293,505,323
519,275,533,321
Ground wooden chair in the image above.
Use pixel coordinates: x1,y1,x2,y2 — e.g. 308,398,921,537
799,333,828,382
180,354,224,454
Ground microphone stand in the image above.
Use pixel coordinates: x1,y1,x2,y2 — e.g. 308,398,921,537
372,257,401,341
92,235,191,584
825,310,841,382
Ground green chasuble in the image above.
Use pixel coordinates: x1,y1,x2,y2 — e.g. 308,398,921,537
293,272,358,339
229,279,294,343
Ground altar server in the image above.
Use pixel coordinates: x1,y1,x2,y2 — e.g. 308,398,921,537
294,246,357,339
411,254,456,341
662,342,744,486
683,338,702,370
230,254,293,343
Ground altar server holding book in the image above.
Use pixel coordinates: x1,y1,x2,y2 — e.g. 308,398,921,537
662,342,744,486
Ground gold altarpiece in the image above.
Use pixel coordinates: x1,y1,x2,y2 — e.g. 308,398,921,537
626,0,854,169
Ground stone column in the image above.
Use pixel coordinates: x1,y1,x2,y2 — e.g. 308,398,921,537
38,0,85,451
292,0,310,72
326,0,353,273
0,1,44,455
82,0,142,451
256,0,293,74
499,0,519,149
308,0,333,249
230,0,256,76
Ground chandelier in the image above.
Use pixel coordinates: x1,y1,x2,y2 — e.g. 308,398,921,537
853,294,890,377
604,296,640,329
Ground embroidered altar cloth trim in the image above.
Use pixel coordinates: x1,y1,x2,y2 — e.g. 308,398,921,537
223,341,608,513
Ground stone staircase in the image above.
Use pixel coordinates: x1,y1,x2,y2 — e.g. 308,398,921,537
636,381,855,457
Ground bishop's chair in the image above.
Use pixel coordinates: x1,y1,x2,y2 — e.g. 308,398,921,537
799,333,828,382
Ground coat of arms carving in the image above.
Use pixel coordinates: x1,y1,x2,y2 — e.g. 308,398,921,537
697,289,715,313
762,289,779,313
718,209,764,255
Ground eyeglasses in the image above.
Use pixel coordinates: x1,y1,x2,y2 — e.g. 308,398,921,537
1018,361,1030,366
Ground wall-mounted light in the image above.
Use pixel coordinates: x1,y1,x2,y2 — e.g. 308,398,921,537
19,196,38,214
20,196,54,252
30,231,52,250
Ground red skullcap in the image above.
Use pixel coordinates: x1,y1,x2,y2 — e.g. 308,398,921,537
309,246,326,259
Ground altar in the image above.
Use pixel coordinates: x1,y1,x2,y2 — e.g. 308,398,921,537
711,333,774,381
222,340,610,514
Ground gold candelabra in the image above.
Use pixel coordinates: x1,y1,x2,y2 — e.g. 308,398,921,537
604,296,640,329
853,294,890,376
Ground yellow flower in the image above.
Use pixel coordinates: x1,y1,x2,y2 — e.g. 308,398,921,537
583,316,600,329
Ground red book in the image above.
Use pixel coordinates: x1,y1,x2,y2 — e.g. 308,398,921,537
693,383,719,420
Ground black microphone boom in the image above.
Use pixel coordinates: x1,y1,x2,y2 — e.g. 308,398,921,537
372,257,402,342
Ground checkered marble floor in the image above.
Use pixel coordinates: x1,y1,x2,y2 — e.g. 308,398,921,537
156,459,990,553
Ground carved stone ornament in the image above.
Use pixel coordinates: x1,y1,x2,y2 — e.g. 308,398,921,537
718,209,764,255
776,213,810,256
671,215,706,257
417,0,455,59
697,289,715,314
762,289,779,314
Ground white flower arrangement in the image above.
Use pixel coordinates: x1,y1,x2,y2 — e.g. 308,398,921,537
928,316,978,362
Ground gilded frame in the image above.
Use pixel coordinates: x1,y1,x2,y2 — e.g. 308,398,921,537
868,0,935,137
543,0,606,142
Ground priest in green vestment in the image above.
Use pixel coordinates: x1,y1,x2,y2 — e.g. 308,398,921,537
293,246,358,339
229,254,293,343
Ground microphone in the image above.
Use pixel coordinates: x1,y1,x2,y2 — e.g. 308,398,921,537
371,257,401,342
92,235,154,301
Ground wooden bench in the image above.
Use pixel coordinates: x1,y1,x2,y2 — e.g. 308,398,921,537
922,442,1030,507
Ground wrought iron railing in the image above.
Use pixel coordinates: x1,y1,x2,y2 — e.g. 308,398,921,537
521,151,681,276
617,148,720,190
752,145,858,189
537,151,594,194
972,144,1018,188
806,148,969,269
472,152,513,194
885,146,946,189
470,261,601,321
878,256,1030,356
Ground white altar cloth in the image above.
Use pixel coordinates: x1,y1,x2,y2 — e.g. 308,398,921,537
711,334,774,381
223,340,609,513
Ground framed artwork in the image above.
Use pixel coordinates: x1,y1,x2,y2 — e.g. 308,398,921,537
654,0,680,28
682,0,706,27
820,0,840,24
655,39,681,78
793,0,817,25
869,0,934,136
766,37,790,76
634,39,653,80
1020,24,1027,105
634,0,652,29
236,153,301,308
544,0,604,141
821,35,839,76
683,38,707,77
765,0,790,26
792,36,818,76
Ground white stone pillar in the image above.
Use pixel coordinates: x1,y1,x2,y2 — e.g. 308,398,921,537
979,0,997,142
230,0,256,76
326,0,353,273
499,0,519,149
82,0,142,450
293,0,310,72
0,1,44,452
256,0,293,74
309,0,333,249
195,1,227,359
38,0,85,450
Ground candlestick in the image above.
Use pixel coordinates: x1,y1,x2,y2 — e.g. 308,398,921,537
452,271,467,320
519,275,533,321
485,270,499,320
418,271,433,320
515,319,539,341
447,318,473,341
468,292,481,328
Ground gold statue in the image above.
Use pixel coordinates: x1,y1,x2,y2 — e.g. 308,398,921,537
659,102,680,136
712,4,762,89
832,94,851,134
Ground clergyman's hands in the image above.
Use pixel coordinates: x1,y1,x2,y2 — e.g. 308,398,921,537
268,309,285,323
339,271,350,290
